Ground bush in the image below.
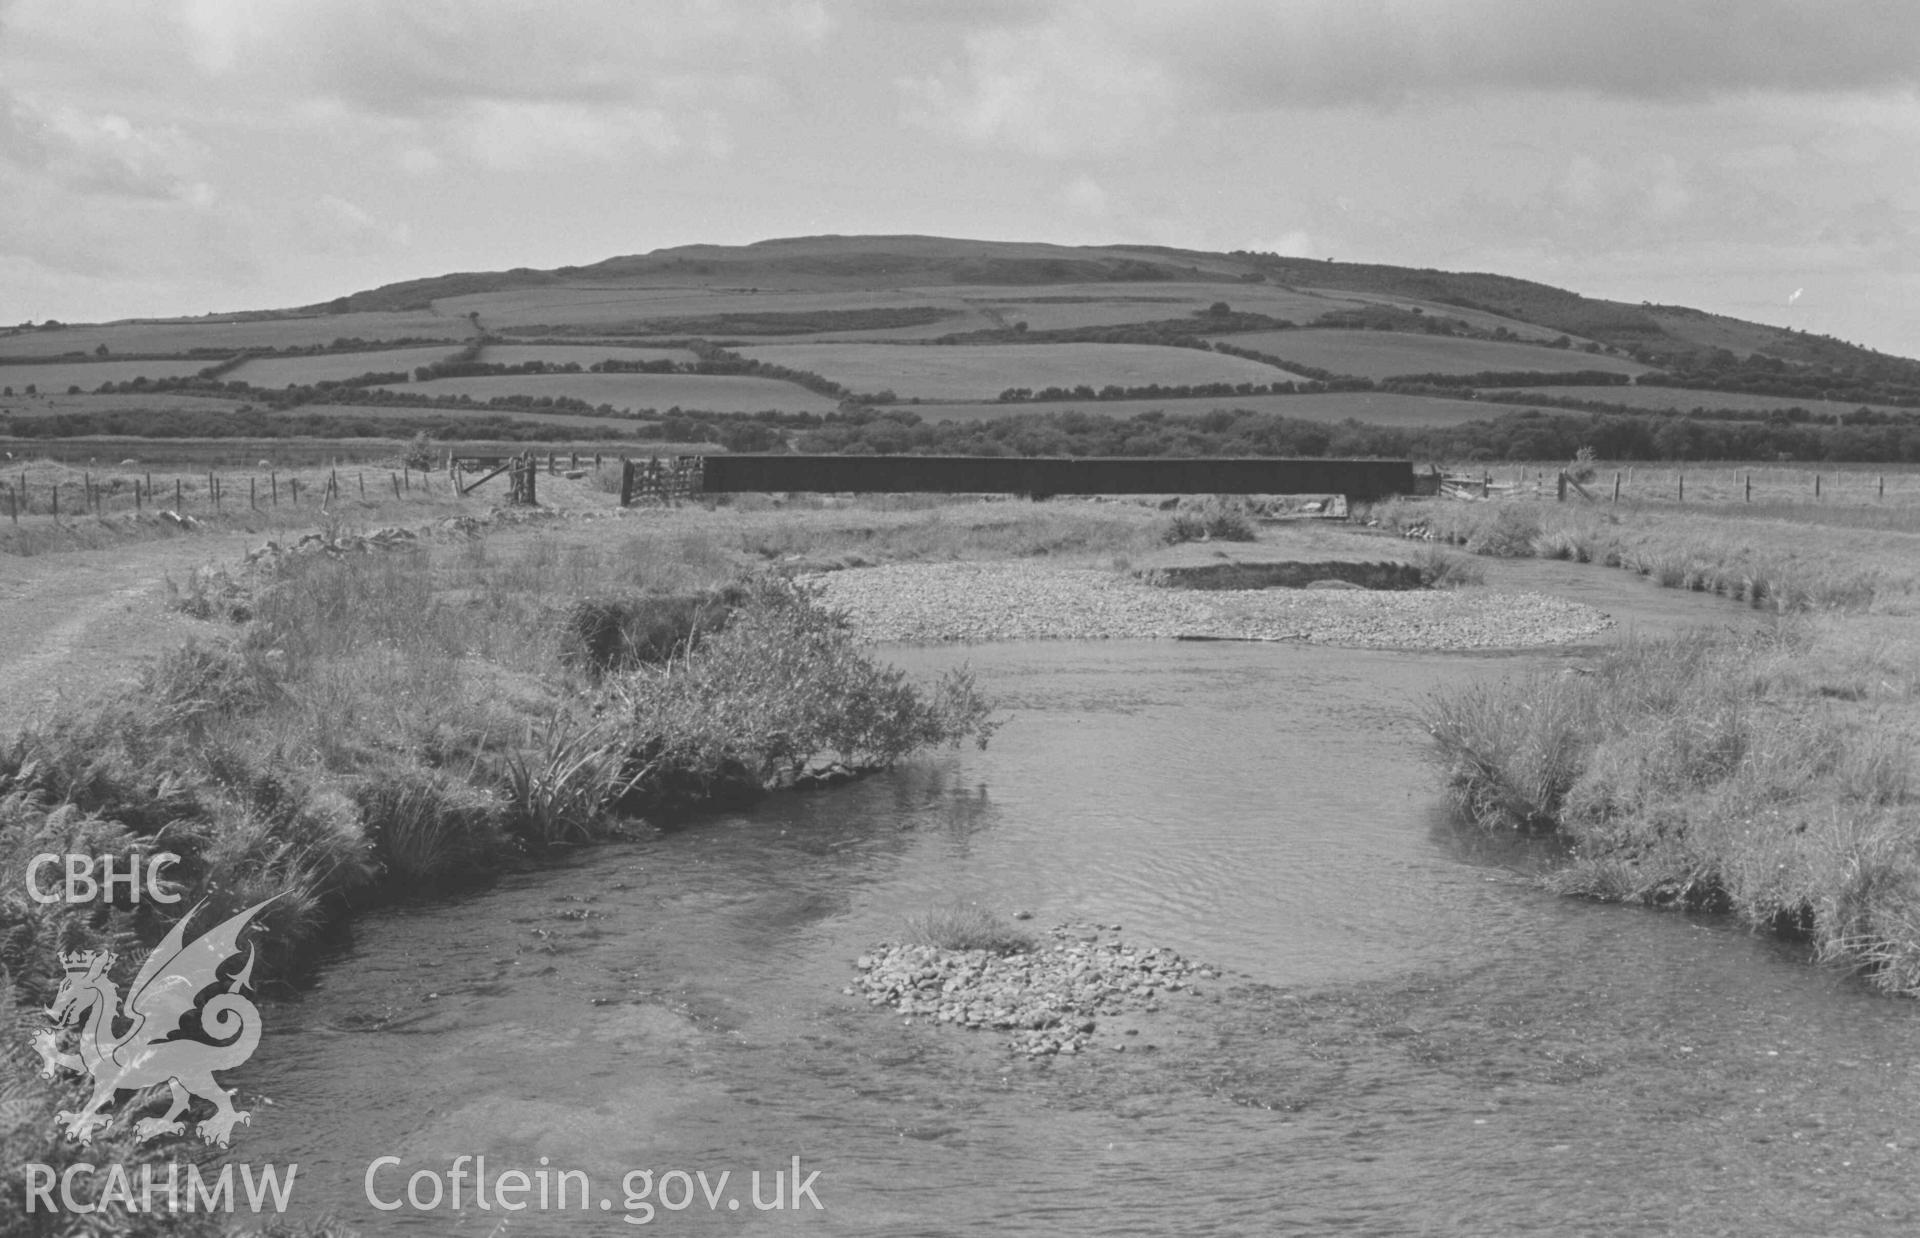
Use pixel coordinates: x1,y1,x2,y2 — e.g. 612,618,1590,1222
1163,499,1256,545
606,579,998,814
557,585,748,677
1462,505,1542,557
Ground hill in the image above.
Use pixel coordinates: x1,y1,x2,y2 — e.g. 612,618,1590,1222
5,234,1920,466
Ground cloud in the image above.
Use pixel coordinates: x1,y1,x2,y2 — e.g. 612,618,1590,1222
898,19,1176,155
0,89,208,202
896,0,1920,148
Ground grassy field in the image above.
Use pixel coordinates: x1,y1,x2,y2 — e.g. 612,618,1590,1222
384,372,840,413
478,342,699,366
950,282,1365,330
739,342,1300,400
229,345,462,386
270,402,660,430
443,285,972,332
919,389,1496,425
1502,384,1914,418
1299,288,1573,343
0,357,214,392
0,391,247,419
0,310,468,357
1212,329,1650,380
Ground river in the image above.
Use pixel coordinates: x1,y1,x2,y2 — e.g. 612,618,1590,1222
241,561,1920,1235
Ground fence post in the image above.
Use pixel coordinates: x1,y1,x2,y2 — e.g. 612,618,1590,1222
392,473,401,499
1611,471,1620,502
1745,473,1751,502
1880,475,1886,499
7,485,13,523
619,458,633,507
359,472,365,498
175,478,182,508
1678,473,1683,502
1814,473,1821,500
548,452,556,475
291,478,299,505
135,482,141,514
51,484,57,520
1557,472,1567,502
250,477,256,510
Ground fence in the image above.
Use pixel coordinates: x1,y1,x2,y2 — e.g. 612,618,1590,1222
2,463,446,523
1435,465,1917,507
619,456,704,506
449,454,538,505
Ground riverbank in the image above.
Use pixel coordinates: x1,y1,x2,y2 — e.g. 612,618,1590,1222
1399,490,1920,993
0,507,1003,1233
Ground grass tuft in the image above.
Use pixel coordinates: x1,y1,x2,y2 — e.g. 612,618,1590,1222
906,903,1037,955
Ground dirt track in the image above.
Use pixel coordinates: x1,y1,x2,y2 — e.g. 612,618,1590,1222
0,532,263,737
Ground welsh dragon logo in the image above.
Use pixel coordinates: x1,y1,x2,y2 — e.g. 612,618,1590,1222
32,897,275,1148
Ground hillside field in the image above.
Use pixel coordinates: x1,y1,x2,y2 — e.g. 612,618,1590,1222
477,343,700,367
1211,329,1651,381
231,346,463,387
0,310,469,358
0,392,248,419
1504,385,1913,418
738,342,1301,401
918,390,1497,426
0,358,216,392
383,372,839,413
271,403,656,431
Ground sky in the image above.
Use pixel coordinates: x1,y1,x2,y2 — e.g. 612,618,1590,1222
2,0,1918,357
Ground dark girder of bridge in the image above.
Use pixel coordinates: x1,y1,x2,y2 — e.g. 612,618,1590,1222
697,455,1413,501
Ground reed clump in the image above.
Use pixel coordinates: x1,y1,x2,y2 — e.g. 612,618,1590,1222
1426,620,1920,993
907,903,1038,955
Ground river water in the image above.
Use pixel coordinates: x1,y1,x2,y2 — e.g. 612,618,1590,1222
242,563,1920,1235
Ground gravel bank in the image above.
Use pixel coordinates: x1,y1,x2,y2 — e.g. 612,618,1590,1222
850,924,1213,1056
806,561,1611,650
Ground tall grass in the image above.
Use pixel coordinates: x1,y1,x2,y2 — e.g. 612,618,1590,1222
1426,621,1920,992
1367,496,1915,614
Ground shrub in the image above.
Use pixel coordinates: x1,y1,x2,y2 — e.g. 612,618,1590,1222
1163,499,1256,545
557,585,748,677
606,579,998,815
1462,505,1542,557
1410,544,1485,588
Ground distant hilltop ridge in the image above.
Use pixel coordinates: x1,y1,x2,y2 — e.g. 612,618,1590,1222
289,233,1907,376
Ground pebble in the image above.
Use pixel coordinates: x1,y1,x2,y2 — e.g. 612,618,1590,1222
805,562,1610,650
851,924,1212,1056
